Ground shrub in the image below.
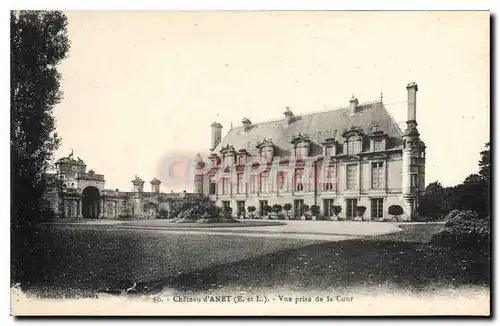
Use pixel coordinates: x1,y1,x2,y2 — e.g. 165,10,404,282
431,210,490,249
310,205,320,216
272,204,283,214
283,203,292,216
222,206,233,219
332,205,342,217
388,205,404,221
356,206,367,217
247,206,256,219
264,205,273,217
158,209,169,219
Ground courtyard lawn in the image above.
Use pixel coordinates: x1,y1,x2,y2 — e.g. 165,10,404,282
151,223,490,294
17,225,323,294
16,223,489,296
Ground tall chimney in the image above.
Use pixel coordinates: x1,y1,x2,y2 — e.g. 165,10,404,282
283,107,294,125
242,118,252,131
349,95,359,116
210,122,223,151
406,82,418,123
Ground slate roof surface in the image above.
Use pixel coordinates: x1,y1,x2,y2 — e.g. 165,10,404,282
213,101,403,157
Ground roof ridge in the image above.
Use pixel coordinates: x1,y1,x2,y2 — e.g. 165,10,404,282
231,99,383,128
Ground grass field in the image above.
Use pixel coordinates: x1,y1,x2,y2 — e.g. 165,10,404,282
15,223,490,296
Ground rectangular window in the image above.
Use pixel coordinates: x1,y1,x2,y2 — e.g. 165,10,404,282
295,169,304,192
347,140,354,155
237,173,245,194
347,138,361,155
371,198,384,219
371,162,385,189
222,177,231,195
209,175,216,194
260,172,269,193
249,174,258,193
346,199,358,219
346,164,358,190
410,174,417,188
322,166,334,190
373,140,383,151
278,172,288,191
323,199,335,217
222,201,230,210
295,148,302,159
325,146,334,158
237,155,246,166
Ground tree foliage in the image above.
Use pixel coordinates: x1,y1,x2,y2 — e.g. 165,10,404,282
11,10,70,285
11,11,70,227
356,206,367,217
418,141,490,219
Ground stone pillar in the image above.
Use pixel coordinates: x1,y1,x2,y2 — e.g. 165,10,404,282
77,198,83,218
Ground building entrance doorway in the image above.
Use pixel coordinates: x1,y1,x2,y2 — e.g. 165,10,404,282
294,199,304,218
82,186,100,218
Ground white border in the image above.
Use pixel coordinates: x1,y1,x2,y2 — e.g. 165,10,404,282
2,2,496,325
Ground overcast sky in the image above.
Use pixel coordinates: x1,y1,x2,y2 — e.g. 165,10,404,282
53,11,489,192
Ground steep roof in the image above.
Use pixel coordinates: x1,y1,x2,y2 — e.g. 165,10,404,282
213,101,403,157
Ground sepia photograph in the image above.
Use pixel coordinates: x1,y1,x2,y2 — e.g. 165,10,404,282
10,10,490,316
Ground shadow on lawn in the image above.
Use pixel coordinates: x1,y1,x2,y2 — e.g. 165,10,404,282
134,224,490,294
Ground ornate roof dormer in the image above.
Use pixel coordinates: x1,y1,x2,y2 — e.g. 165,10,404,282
341,125,364,139
290,133,311,146
255,138,274,149
321,137,338,146
367,123,388,138
220,144,236,155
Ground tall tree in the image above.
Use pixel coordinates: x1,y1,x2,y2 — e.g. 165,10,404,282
418,181,447,220
479,141,490,183
11,11,70,227
11,11,70,284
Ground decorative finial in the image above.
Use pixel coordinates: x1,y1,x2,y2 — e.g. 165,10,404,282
69,149,74,159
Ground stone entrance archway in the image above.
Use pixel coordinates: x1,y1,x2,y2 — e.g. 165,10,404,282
82,186,100,218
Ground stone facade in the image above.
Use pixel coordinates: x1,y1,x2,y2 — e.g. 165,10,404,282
194,83,426,221
44,152,202,219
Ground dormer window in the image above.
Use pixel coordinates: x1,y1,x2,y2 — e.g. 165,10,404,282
220,145,236,166
346,136,362,155
256,139,274,162
224,155,233,166
237,155,246,166
321,137,337,159
291,134,311,159
367,124,388,152
342,126,364,155
324,146,334,158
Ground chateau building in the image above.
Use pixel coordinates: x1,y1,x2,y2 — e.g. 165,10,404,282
194,83,426,220
44,152,202,219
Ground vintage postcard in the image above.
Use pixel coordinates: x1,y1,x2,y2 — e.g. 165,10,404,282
10,10,490,316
